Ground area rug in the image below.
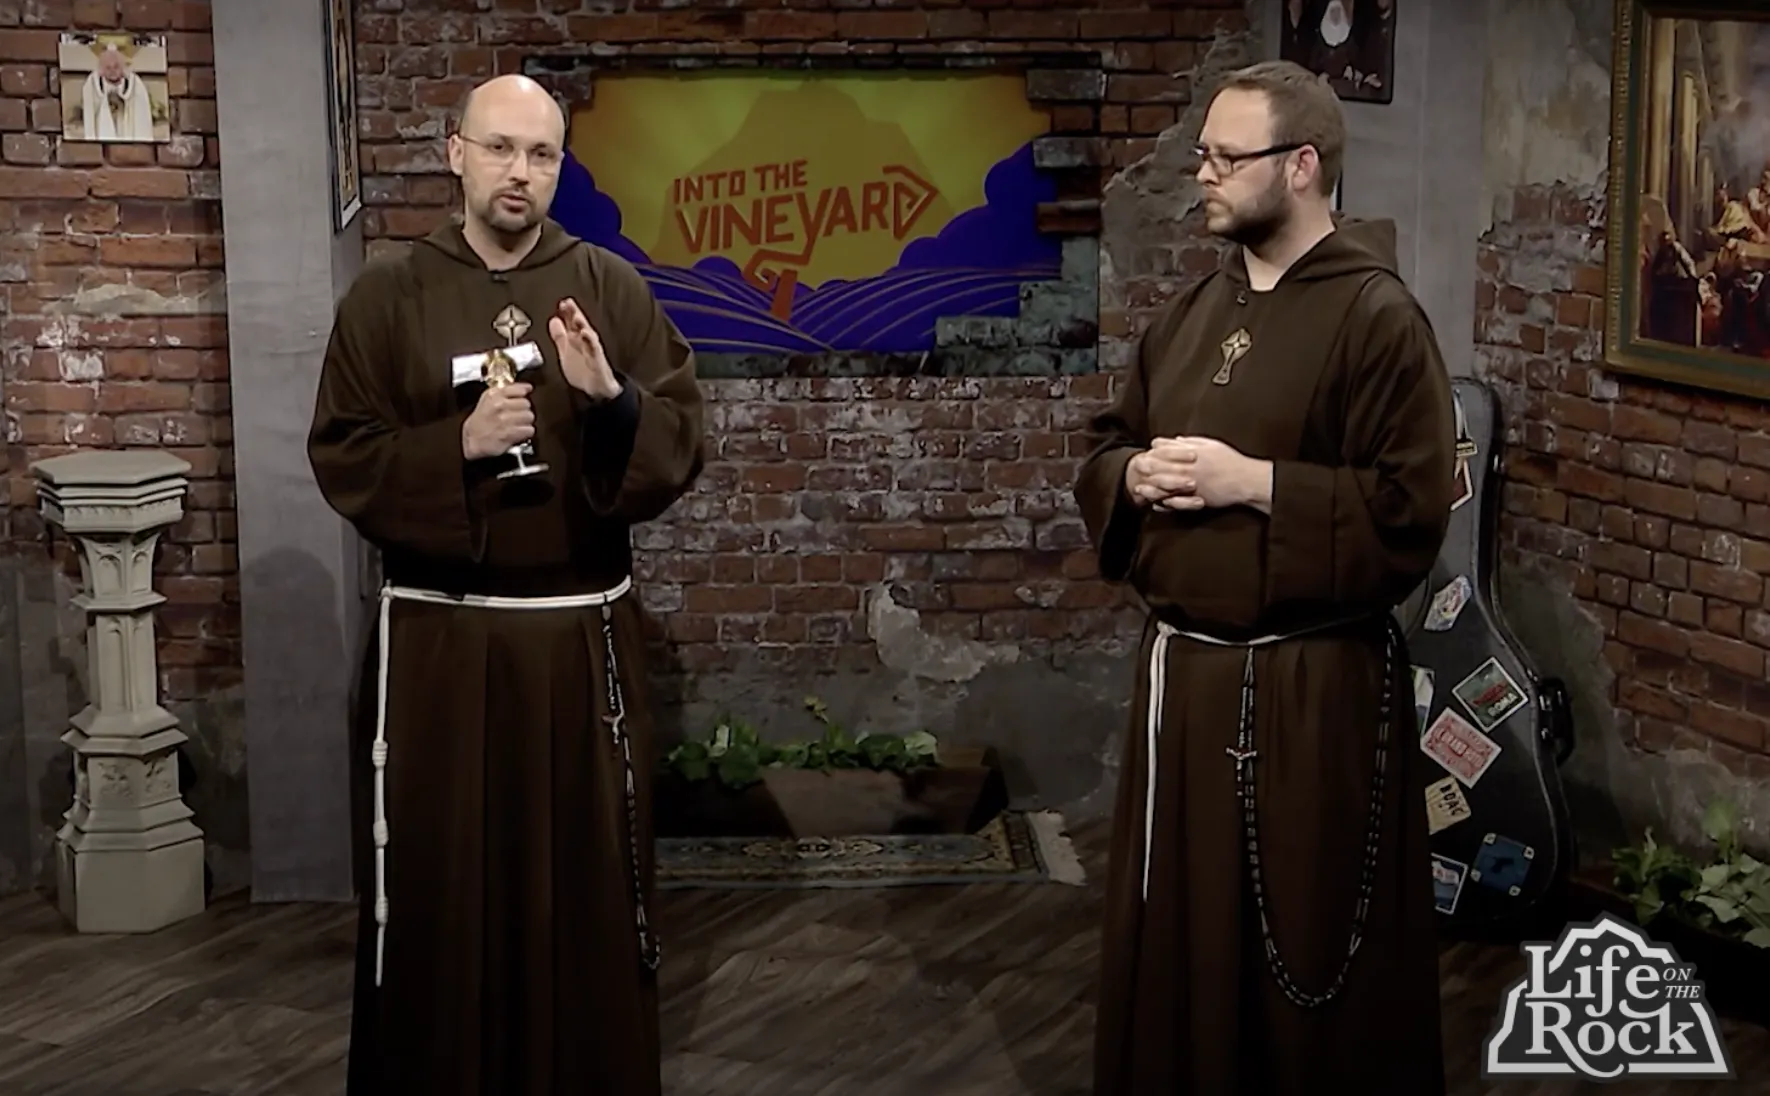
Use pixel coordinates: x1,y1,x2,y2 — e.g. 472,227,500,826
656,810,1087,890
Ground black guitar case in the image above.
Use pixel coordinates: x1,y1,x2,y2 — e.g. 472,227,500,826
1395,377,1575,934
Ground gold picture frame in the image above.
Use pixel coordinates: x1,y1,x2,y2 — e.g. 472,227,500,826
1605,0,1770,399
323,0,361,231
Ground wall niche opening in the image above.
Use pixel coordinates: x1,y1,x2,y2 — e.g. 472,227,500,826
524,51,1105,379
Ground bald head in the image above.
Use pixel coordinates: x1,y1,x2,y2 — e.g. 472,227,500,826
459,74,566,145
448,74,569,241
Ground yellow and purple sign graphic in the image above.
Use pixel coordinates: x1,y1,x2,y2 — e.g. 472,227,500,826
553,72,1059,355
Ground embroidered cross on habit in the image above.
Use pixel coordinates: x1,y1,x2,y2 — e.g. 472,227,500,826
493,304,531,347
1213,327,1253,385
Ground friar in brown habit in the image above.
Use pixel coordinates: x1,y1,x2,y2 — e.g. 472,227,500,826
308,73,704,1095
1075,61,1455,1093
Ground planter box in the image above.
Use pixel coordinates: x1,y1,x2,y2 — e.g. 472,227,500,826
1567,866,1770,1028
653,746,1010,838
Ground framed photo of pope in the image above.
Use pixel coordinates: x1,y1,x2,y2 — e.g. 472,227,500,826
57,32,171,144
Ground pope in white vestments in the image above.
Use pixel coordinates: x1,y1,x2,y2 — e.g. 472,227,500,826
80,45,156,142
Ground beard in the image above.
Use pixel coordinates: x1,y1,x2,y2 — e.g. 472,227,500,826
474,190,544,237
1205,174,1291,249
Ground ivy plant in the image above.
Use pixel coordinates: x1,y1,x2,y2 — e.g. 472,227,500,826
1612,797,1770,949
660,695,940,792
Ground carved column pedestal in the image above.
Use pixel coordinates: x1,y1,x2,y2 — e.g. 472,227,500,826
33,451,206,933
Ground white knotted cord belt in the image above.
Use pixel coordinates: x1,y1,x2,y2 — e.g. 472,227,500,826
1139,611,1398,1009
369,576,637,987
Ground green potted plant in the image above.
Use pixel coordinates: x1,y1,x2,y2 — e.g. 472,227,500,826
653,696,1008,838
1592,797,1770,1024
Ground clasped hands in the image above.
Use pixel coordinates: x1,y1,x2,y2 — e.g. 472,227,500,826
1124,436,1269,512
461,298,621,461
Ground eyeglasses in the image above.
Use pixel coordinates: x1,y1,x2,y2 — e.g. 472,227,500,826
1192,142,1305,176
458,133,562,172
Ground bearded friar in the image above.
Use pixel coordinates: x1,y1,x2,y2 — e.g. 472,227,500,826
1075,59,1455,1094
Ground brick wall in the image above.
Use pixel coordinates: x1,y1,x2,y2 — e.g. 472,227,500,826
0,0,236,702
0,0,1249,704
354,2,1249,675
1477,184,1770,783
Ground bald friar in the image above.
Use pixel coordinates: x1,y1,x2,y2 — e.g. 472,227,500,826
308,73,706,1096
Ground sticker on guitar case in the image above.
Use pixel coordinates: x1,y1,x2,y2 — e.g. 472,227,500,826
1452,656,1529,732
1470,832,1534,896
1425,775,1472,834
1421,708,1501,787
1423,576,1470,631
1431,853,1468,914
1451,457,1473,511
1411,666,1435,728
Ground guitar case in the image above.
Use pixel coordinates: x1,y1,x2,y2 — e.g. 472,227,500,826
1394,377,1575,934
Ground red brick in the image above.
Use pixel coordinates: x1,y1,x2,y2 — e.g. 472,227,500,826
1,130,49,163
987,12,1077,39
99,235,197,267
0,29,59,61
833,11,927,38
1690,561,1764,605
1688,702,1769,752
87,167,190,199
1079,13,1173,38
747,11,836,39
927,10,986,38
1129,104,1176,134
553,14,647,42
0,63,44,95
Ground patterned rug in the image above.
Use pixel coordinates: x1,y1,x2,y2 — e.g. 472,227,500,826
656,810,1087,890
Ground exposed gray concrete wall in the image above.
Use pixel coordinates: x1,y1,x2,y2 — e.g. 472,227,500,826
1260,0,1487,379
214,0,366,903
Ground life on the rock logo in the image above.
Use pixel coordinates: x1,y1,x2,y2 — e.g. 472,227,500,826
1482,913,1733,1080
552,71,1062,356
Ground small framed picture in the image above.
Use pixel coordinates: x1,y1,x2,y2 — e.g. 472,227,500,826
324,0,362,231
58,32,170,143
1280,0,1396,105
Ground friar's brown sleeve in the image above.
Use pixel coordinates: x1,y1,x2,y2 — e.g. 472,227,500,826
1073,289,1196,582
307,259,487,563
1262,285,1457,614
575,248,707,525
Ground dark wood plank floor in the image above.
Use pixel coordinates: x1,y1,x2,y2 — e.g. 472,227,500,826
0,819,1763,1095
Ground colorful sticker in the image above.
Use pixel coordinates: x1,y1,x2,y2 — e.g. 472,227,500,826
1422,708,1502,787
1451,458,1473,511
1432,853,1468,914
1411,666,1435,728
1423,576,1471,632
1453,656,1529,732
1425,775,1473,834
1471,832,1535,896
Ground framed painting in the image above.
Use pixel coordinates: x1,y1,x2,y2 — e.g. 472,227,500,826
1606,0,1770,398
323,0,361,231
1278,0,1396,105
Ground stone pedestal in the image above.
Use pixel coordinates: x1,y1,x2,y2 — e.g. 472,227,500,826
33,450,206,933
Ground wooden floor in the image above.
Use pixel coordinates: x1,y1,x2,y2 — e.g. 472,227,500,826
0,820,1763,1095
